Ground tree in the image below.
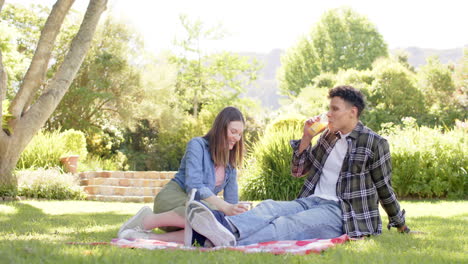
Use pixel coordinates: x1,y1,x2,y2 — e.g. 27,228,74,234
278,7,388,96
0,0,107,195
45,16,144,133
417,56,456,107
365,58,425,127
170,14,259,118
0,4,49,96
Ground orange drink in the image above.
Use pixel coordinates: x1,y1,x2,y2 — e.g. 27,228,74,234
308,113,328,137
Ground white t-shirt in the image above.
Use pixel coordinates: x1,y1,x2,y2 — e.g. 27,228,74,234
312,132,350,201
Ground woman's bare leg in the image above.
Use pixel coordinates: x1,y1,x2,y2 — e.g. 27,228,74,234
142,210,185,230
146,229,185,243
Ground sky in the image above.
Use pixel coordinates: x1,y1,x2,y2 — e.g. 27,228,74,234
8,0,468,54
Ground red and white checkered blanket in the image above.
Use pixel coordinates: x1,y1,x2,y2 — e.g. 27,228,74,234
109,234,349,255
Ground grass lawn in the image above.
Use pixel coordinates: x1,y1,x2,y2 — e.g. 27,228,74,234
0,199,467,264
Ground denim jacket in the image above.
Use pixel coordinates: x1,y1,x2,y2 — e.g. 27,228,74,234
172,137,239,204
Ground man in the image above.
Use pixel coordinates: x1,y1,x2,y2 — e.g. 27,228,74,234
187,85,410,247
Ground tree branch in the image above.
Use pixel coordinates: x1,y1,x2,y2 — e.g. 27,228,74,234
18,0,107,140
0,0,5,12
9,0,75,119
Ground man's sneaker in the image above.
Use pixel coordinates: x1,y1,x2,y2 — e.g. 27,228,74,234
118,206,152,237
119,228,151,240
184,189,197,246
187,200,236,247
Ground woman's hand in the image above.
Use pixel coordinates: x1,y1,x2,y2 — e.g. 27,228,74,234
203,195,248,216
222,203,248,216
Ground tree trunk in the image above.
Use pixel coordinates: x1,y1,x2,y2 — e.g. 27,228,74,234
0,0,108,194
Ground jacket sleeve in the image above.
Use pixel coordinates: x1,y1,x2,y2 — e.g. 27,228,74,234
290,139,314,178
222,169,239,204
370,138,405,228
184,139,216,200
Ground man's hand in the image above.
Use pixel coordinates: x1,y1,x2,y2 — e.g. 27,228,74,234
397,225,410,233
302,116,321,138
298,116,320,154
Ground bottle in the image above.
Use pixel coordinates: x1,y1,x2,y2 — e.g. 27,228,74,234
308,113,328,137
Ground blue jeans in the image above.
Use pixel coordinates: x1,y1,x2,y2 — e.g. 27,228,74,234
226,196,343,246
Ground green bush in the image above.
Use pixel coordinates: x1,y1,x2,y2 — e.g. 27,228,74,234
17,129,88,170
17,130,64,169
17,168,86,200
240,117,305,200
80,152,128,171
385,119,467,199
61,129,88,159
312,72,336,88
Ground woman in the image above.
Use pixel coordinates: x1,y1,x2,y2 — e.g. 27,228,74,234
118,106,248,243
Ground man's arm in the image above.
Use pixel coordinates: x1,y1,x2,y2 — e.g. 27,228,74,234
370,138,407,231
290,117,322,177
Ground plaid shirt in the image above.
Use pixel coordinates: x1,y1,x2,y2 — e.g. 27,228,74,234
290,122,405,238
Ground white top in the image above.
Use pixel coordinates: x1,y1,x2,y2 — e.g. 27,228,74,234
312,132,350,201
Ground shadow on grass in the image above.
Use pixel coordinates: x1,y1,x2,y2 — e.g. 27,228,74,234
0,201,127,242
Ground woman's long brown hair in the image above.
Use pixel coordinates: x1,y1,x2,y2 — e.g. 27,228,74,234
203,107,245,168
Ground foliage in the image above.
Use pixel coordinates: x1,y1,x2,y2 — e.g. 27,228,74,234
1,99,14,135
60,129,88,159
361,58,426,130
277,36,320,97
384,119,467,199
240,118,305,200
0,4,48,94
17,129,87,170
278,7,387,96
79,152,128,172
16,168,86,200
46,15,144,132
416,56,466,127
417,56,456,106
170,14,260,118
312,72,336,88
276,86,330,121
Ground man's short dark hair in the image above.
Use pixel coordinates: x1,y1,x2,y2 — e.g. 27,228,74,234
328,85,366,117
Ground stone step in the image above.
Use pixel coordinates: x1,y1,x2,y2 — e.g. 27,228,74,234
86,194,154,203
79,171,177,180
83,185,162,196
80,178,171,188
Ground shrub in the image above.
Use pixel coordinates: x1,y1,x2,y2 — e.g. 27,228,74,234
312,72,336,88
17,168,86,200
61,129,88,159
80,152,128,171
17,129,88,170
240,117,305,200
17,130,64,169
385,119,467,199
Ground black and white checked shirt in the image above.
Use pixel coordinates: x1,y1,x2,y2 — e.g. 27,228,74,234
290,122,406,238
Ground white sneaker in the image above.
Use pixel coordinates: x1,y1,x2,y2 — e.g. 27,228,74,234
184,189,197,246
119,228,151,240
187,200,236,247
118,206,152,237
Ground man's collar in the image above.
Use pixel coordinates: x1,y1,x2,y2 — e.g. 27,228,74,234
334,121,363,140
348,121,364,139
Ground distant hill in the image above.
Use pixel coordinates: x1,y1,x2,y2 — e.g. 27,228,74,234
391,45,467,68
240,45,466,110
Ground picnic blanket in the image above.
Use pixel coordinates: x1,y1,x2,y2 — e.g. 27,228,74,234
109,234,349,255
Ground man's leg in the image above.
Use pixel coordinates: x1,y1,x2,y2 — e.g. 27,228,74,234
226,199,308,239
236,197,343,246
